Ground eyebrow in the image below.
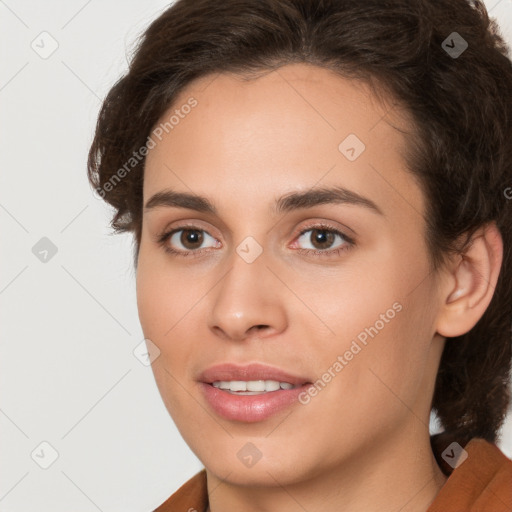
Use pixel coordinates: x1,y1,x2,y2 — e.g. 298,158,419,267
144,186,384,217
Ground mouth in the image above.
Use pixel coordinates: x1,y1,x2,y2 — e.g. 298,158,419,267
198,363,313,422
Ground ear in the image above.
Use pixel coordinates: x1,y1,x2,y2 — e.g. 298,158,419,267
435,222,503,338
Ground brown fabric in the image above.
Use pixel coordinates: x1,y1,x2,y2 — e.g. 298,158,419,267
426,437,512,512
154,437,512,511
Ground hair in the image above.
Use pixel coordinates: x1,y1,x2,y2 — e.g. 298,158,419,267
87,0,512,471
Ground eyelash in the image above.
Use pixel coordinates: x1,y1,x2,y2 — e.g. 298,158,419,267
155,223,356,259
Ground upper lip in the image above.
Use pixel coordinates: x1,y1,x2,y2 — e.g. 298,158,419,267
199,362,311,386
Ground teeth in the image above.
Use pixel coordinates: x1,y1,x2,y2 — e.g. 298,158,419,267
228,380,246,392
211,380,297,393
247,380,265,391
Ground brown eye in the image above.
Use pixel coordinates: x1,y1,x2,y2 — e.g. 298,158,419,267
309,229,336,250
158,226,219,255
179,229,204,249
297,227,348,252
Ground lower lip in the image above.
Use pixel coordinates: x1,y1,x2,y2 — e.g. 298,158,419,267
200,382,312,422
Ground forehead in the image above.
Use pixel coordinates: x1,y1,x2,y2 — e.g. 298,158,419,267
142,63,424,221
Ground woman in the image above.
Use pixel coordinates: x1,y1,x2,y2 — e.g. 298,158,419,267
87,0,512,510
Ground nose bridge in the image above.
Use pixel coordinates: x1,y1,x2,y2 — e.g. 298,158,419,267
207,240,286,340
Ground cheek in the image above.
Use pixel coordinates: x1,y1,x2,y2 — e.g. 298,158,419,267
136,270,168,338
136,250,200,338
136,272,184,362
136,264,197,421
135,252,208,377
288,254,399,348
302,254,435,409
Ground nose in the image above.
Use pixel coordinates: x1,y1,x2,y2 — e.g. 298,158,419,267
207,249,288,342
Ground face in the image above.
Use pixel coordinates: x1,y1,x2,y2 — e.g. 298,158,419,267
136,63,446,486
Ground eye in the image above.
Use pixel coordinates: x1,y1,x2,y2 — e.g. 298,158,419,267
293,224,354,257
157,226,220,257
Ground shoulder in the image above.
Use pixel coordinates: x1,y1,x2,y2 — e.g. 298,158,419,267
428,437,512,511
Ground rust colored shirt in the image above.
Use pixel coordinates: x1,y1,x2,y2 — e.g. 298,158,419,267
154,437,512,511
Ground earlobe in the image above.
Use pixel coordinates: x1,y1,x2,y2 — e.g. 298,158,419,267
435,222,503,339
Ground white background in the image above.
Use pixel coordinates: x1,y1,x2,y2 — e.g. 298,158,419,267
1,1,512,510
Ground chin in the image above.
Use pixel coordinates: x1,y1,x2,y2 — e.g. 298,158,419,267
190,436,319,487
205,460,309,488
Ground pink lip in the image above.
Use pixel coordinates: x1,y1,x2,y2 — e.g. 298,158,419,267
198,362,310,386
198,362,312,422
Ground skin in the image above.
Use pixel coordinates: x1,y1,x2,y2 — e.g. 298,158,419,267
135,63,503,512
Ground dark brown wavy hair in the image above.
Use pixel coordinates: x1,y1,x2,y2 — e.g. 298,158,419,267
87,0,512,471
